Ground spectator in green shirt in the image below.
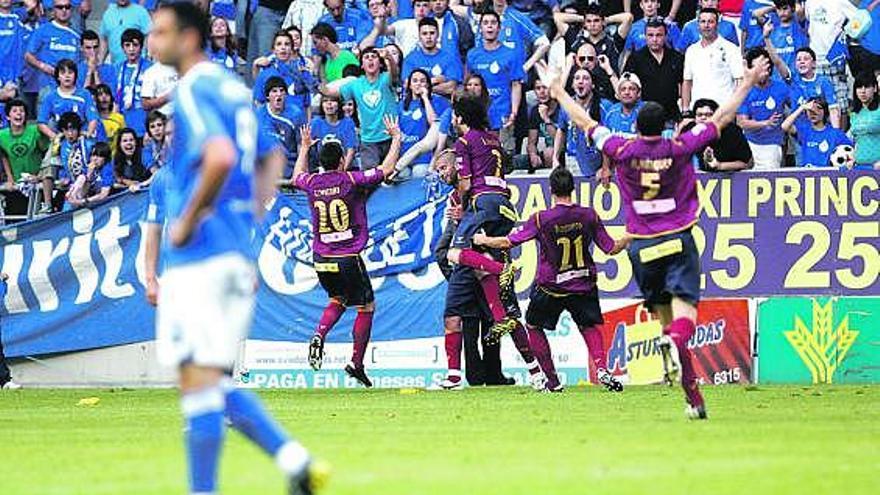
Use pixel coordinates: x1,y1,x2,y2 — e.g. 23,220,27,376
0,99,48,183
311,22,359,83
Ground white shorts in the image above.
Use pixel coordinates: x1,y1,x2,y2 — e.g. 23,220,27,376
748,143,783,171
156,253,256,369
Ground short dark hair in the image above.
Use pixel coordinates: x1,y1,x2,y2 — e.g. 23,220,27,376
121,28,145,47
796,47,817,61
91,142,112,162
581,3,603,17
54,58,78,84
550,167,574,197
58,111,83,131
692,98,720,113
635,102,666,136
418,17,439,31
4,98,27,118
699,7,720,20
147,110,168,126
158,1,210,51
81,29,100,44
342,64,363,78
479,10,501,24
319,141,344,169
310,22,337,44
745,47,770,66
453,95,490,131
273,30,293,46
645,17,668,33
264,76,288,98
773,0,795,7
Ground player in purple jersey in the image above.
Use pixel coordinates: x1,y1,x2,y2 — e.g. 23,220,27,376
292,115,402,388
445,96,522,340
536,54,770,419
475,168,629,393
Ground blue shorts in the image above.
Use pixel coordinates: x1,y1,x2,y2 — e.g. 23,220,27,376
627,229,701,311
451,192,518,251
443,265,488,319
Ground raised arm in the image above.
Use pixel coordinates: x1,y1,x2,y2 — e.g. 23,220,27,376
781,101,809,135
291,124,314,185
379,115,403,179
712,55,770,130
536,60,599,133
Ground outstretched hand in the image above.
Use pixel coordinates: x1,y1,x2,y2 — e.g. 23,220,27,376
299,124,314,149
743,55,771,87
383,114,401,139
535,60,566,97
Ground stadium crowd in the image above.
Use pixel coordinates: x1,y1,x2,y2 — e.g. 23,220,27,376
0,0,878,223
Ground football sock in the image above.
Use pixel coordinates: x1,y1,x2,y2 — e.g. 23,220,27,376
579,325,608,371
510,322,535,363
526,325,559,387
478,275,507,322
221,378,289,457
275,441,310,476
457,248,504,274
316,300,346,340
445,331,463,374
667,318,704,408
182,386,225,495
352,310,373,368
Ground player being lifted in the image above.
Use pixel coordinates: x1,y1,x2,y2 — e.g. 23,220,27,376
438,96,545,389
151,3,325,494
293,116,402,388
433,148,546,390
474,167,628,393
535,54,770,418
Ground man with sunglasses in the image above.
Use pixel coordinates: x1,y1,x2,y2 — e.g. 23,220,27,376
24,0,80,95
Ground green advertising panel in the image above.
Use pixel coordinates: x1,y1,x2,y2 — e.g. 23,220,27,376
758,297,880,384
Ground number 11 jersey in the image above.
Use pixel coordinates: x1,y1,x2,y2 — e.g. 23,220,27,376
294,168,385,256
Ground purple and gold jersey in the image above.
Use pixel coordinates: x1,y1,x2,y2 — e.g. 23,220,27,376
454,128,508,197
591,123,719,238
294,168,385,256
508,203,615,294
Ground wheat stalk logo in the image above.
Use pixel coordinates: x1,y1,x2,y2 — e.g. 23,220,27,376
784,300,859,384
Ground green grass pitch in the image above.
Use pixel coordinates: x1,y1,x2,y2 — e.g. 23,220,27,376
1,385,877,495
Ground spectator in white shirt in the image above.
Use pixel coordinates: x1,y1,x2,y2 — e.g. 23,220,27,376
682,8,744,111
140,33,177,116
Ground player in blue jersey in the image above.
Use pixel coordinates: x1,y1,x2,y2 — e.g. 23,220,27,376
149,4,326,494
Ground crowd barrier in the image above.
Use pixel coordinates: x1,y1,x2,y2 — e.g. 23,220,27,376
1,170,877,386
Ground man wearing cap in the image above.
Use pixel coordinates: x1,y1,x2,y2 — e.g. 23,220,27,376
624,17,685,122
601,72,645,137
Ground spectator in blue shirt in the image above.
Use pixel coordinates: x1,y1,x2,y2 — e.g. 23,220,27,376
38,59,100,140
53,111,95,190
318,0,372,53
77,30,115,90
310,93,358,171
782,97,853,167
113,28,151,136
553,67,605,176
430,0,475,60
65,140,114,209
677,0,739,52
601,72,645,137
785,47,840,128
402,17,462,98
253,28,317,116
257,76,307,178
142,110,169,172
755,0,808,81
112,127,149,186
466,11,525,139
736,47,792,170
24,0,80,94
0,0,25,95
207,16,240,70
740,0,775,51
396,68,449,178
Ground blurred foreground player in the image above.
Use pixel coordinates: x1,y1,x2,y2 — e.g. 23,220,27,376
474,168,628,393
150,3,326,494
536,53,771,419
293,116,402,388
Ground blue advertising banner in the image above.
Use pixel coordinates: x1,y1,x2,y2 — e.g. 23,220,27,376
1,170,878,358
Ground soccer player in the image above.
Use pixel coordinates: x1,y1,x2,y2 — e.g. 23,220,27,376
293,115,402,388
149,3,324,494
473,168,628,393
535,53,770,419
